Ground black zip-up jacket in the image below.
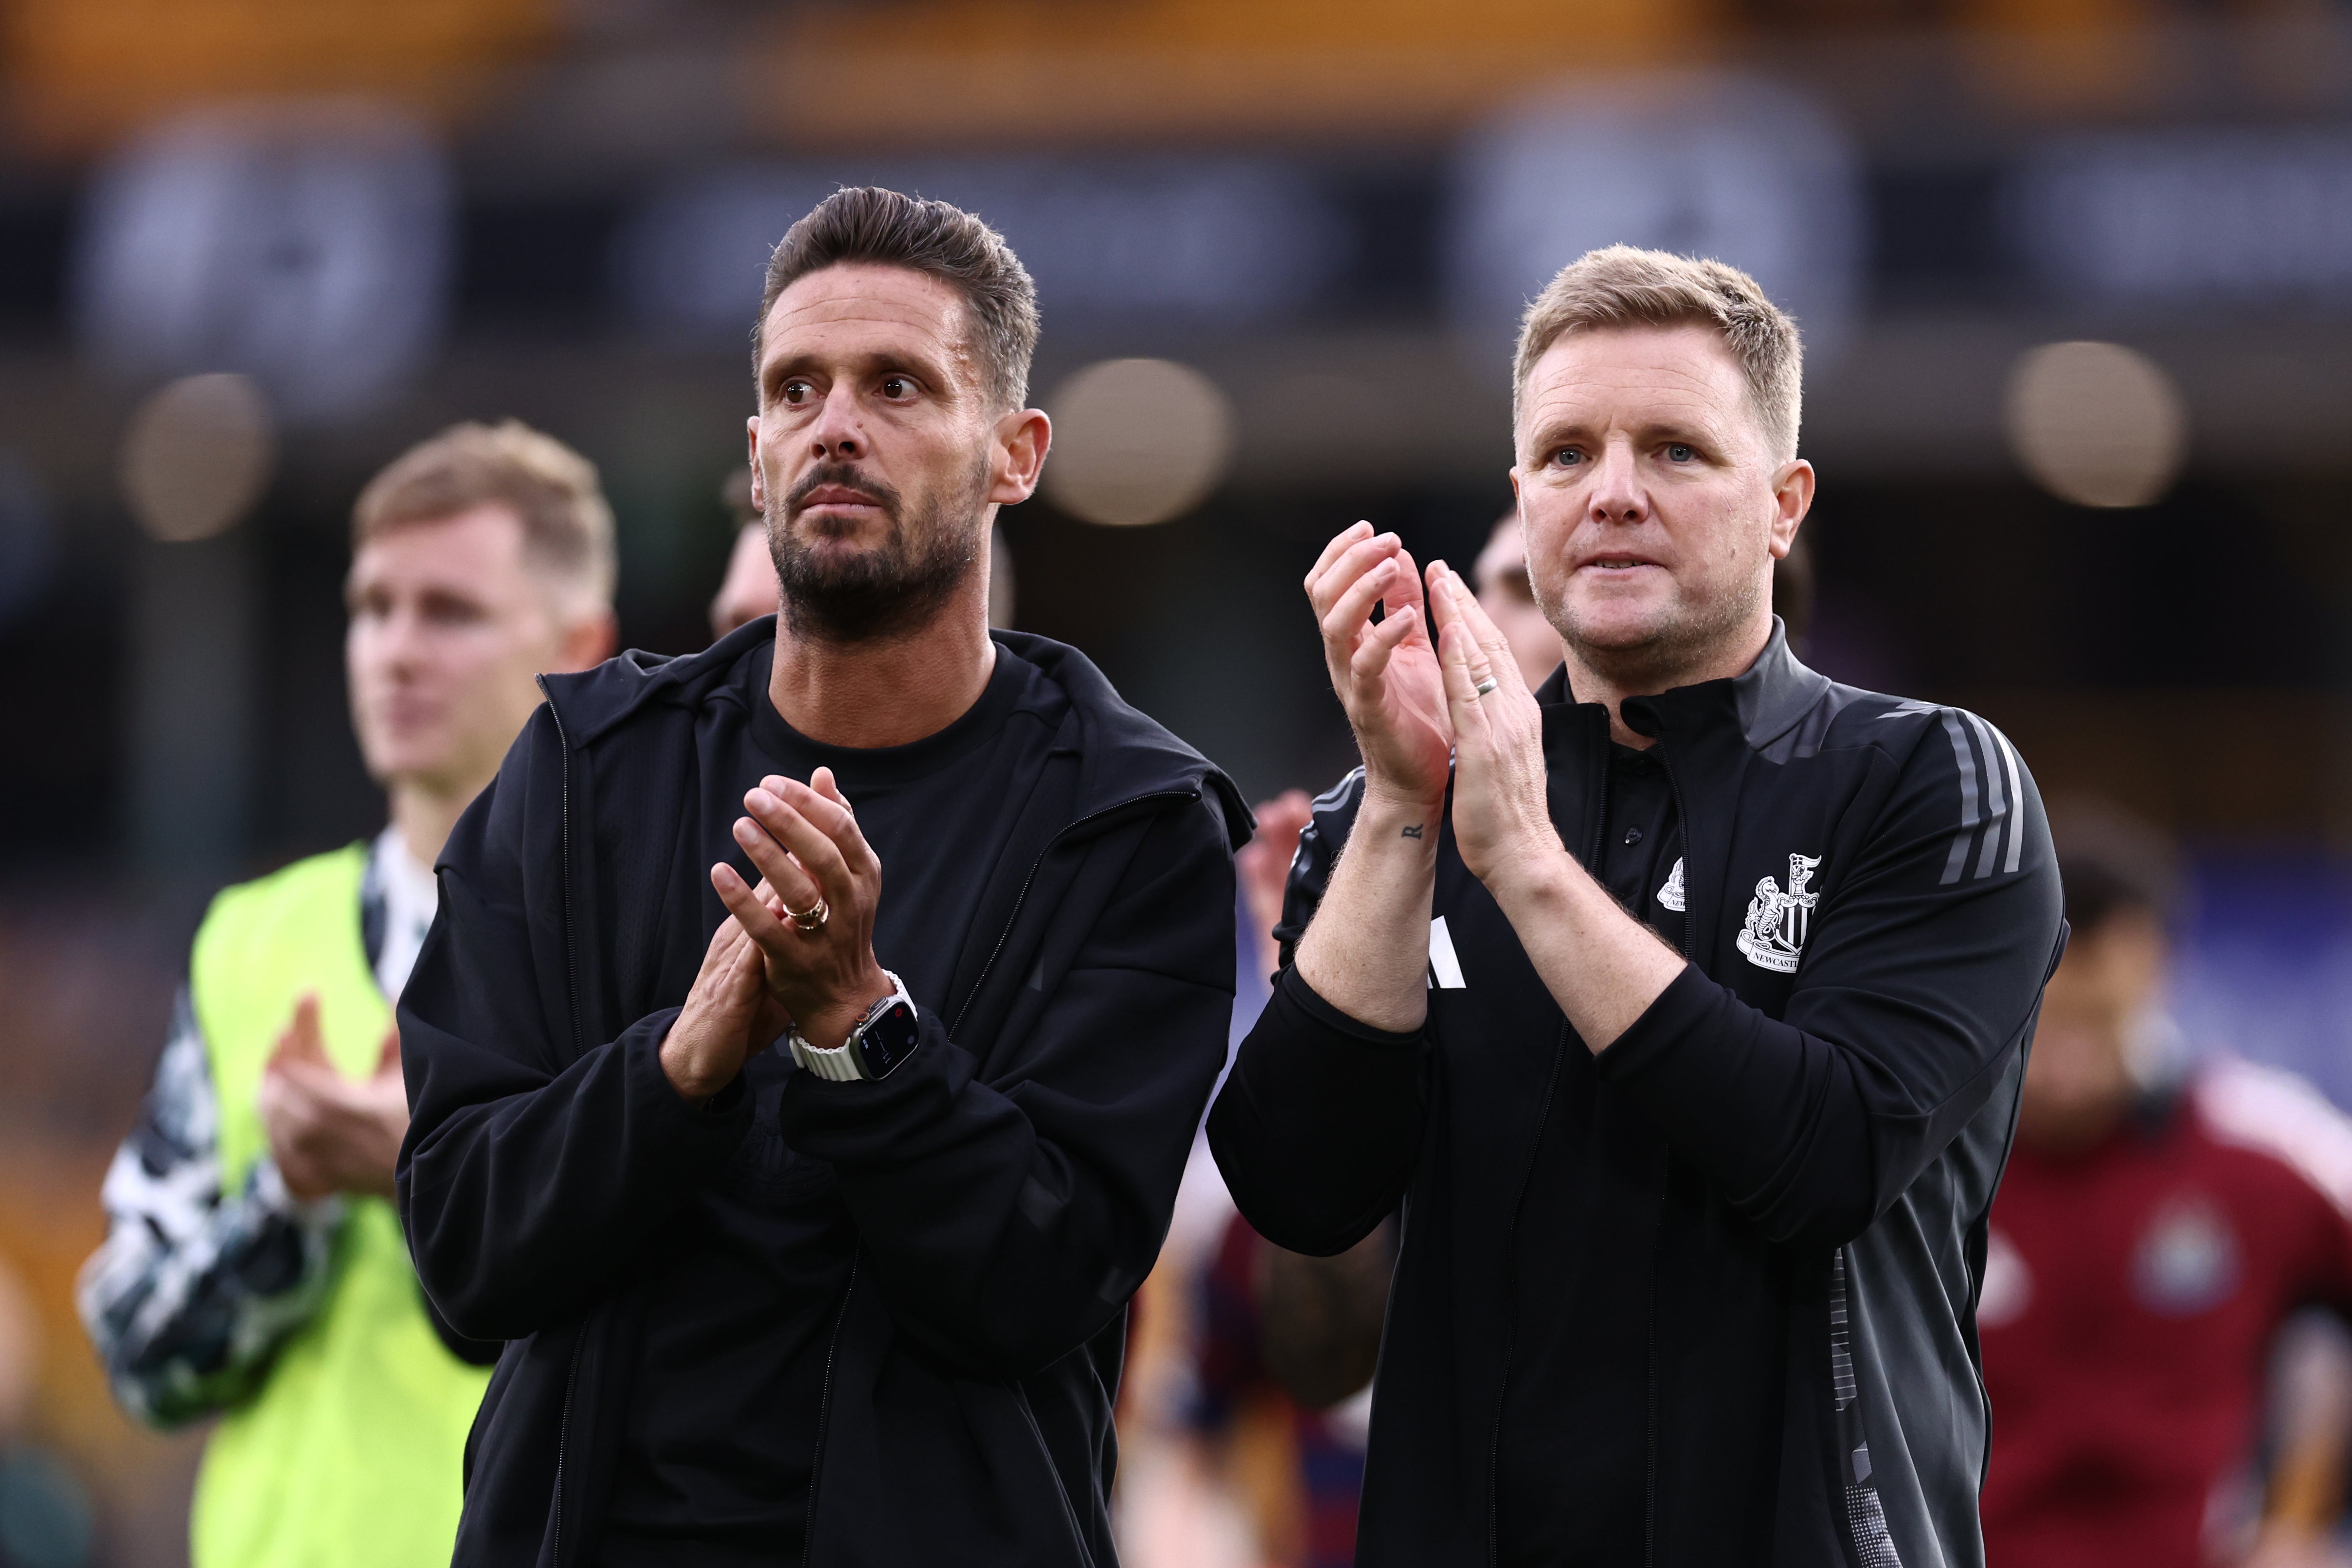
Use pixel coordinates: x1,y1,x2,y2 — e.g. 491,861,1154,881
395,621,1247,1568
1208,626,2065,1568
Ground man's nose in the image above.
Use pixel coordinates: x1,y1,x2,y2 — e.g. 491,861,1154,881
1586,441,1648,525
375,604,427,665
808,385,864,461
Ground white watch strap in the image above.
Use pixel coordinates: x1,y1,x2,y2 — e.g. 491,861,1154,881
787,971,913,1082
790,1034,863,1081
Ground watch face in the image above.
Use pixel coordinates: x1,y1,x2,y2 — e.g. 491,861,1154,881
857,1000,921,1079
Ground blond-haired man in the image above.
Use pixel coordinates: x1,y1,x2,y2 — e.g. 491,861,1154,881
79,420,616,1568
1210,248,2065,1567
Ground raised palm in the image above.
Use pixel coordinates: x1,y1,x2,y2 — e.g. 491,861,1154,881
1307,524,1455,807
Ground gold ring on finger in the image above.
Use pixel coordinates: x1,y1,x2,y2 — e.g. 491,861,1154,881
785,897,829,934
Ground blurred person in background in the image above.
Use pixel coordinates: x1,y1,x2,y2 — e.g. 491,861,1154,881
1469,511,1564,693
75,420,619,1568
1979,803,2352,1568
1210,245,2065,1566
398,187,1246,1568
710,467,779,641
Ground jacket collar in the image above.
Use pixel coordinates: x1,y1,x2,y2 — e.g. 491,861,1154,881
539,617,1251,851
1598,618,1832,753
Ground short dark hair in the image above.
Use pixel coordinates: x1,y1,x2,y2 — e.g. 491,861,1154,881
754,186,1040,411
2049,798,2182,935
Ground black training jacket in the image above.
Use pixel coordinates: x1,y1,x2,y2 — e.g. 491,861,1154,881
396,620,1247,1568
1209,625,2065,1568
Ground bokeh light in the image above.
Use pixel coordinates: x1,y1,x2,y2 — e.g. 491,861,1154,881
2002,340,2189,510
1042,358,1235,529
116,373,276,543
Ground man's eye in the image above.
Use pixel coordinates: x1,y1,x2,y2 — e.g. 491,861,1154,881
780,380,812,405
880,375,912,399
1666,443,1695,462
1553,447,1582,467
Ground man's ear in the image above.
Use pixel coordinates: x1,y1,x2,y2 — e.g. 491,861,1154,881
746,419,766,513
989,408,1052,506
1766,459,1815,561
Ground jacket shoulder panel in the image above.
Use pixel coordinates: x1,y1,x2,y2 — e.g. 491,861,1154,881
1802,690,2045,892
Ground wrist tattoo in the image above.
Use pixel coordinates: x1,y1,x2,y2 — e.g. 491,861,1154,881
1401,823,1424,839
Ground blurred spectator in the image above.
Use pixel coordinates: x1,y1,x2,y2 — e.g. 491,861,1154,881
1238,790,1314,980
1469,514,1564,693
73,422,616,1568
1191,1211,1391,1568
1980,801,2352,1568
709,468,779,641
1157,787,1374,1568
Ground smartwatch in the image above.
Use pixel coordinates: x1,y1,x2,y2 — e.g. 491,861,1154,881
789,971,920,1082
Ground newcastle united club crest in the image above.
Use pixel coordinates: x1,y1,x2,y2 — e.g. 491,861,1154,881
1737,853,1821,974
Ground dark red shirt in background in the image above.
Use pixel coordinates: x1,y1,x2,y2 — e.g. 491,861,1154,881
1980,1060,2352,1568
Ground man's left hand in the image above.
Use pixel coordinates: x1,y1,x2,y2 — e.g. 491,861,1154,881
258,994,409,1201
714,767,895,1055
1427,562,1563,891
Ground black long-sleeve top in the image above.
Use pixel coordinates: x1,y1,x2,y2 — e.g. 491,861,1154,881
395,622,1249,1568
1208,625,2066,1568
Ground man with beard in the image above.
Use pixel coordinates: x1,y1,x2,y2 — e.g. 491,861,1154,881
1209,246,2065,1566
397,187,1248,1568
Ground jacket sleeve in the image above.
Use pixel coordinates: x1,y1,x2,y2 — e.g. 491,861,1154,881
1205,769,1433,1256
396,709,755,1341
774,796,1237,1378
1594,711,2066,1250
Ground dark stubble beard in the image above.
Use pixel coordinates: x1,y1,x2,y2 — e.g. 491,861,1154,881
766,455,987,645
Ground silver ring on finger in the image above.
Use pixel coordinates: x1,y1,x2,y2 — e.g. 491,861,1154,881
1474,677,1499,697
785,897,829,934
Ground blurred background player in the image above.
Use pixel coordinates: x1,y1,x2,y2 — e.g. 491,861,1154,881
74,421,617,1568
708,467,779,641
1980,802,2352,1568
1467,511,1564,693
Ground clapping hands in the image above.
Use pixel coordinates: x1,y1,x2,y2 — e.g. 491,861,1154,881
1306,522,1561,890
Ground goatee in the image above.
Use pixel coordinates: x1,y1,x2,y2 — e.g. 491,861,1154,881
766,459,982,644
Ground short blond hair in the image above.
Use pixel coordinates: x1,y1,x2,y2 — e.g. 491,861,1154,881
1513,246,1803,463
353,420,617,620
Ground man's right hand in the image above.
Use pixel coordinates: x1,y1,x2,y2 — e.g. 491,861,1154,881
1306,521,1453,812
259,996,409,1201
660,897,794,1106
